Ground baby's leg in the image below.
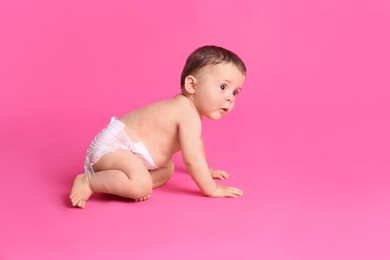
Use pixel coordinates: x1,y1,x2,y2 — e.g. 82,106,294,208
70,150,152,208
149,160,174,188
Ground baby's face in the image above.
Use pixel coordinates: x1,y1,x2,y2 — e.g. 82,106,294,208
192,62,246,120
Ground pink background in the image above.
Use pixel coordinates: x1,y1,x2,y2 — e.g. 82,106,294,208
1,0,389,259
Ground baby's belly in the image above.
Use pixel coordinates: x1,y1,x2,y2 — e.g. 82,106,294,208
147,143,179,168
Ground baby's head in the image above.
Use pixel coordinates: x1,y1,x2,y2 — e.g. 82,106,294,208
180,45,246,91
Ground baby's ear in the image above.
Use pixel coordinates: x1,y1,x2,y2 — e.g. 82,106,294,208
184,75,197,94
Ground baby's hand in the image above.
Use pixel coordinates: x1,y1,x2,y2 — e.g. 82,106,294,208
209,168,229,180
210,184,243,198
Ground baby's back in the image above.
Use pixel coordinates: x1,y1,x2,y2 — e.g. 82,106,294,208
119,95,187,167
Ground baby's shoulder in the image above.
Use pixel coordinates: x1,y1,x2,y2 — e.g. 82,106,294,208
172,98,201,128
148,95,201,125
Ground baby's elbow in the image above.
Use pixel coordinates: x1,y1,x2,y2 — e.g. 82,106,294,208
183,155,202,169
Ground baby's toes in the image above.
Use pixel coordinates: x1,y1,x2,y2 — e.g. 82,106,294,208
70,197,77,207
77,200,86,208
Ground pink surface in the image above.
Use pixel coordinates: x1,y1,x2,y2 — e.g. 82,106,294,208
1,0,389,259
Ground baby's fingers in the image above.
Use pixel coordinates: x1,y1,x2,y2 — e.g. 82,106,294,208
225,187,244,197
210,185,243,198
218,170,230,179
211,169,230,180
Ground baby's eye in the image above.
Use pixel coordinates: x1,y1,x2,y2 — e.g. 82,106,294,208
232,90,239,96
220,84,226,91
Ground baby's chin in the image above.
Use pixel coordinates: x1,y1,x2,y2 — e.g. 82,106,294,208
206,110,230,120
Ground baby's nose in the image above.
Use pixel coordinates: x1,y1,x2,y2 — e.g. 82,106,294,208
225,93,234,102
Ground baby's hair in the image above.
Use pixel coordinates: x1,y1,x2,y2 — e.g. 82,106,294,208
180,45,246,88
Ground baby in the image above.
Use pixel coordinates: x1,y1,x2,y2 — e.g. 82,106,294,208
70,45,246,208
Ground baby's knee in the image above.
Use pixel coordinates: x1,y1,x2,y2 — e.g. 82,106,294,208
159,161,174,185
120,175,152,199
165,160,175,178
132,177,153,197
167,161,175,176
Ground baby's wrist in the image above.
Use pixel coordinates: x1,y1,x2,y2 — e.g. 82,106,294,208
207,184,219,197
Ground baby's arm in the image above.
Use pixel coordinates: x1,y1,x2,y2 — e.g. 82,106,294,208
179,118,242,198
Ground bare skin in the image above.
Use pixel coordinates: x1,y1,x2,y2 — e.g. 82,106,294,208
70,158,174,208
70,163,227,208
70,62,245,208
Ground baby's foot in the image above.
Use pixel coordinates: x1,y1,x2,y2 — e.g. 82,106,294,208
134,192,151,202
69,174,93,208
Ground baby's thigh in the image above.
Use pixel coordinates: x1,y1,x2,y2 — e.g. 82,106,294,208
93,149,152,182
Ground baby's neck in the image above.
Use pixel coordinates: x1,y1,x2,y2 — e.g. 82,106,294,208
180,93,202,119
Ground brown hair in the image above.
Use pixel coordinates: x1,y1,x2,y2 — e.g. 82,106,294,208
180,45,246,88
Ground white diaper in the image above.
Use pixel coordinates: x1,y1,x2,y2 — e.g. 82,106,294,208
84,117,158,174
